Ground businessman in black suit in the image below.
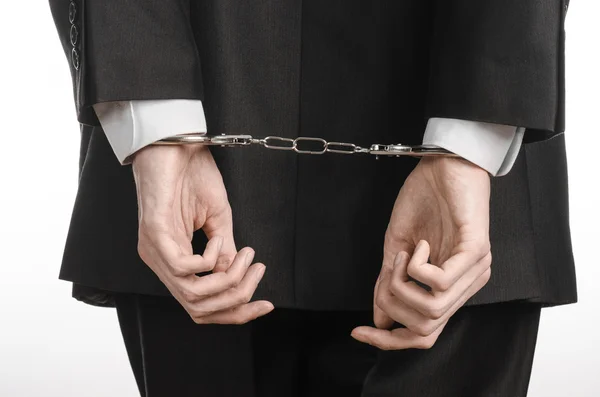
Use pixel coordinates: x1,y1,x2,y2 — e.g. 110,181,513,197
50,1,576,396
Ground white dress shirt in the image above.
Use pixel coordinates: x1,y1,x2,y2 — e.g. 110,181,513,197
93,100,523,176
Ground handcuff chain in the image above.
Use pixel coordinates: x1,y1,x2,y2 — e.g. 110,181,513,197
257,136,366,155
156,133,457,158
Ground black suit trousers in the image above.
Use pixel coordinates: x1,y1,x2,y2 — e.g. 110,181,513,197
115,295,541,397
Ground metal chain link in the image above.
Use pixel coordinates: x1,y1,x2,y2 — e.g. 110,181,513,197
252,136,371,155
156,133,457,158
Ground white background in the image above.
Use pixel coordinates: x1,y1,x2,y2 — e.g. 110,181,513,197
0,2,598,397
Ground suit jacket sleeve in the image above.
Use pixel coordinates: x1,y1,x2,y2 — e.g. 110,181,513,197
426,0,569,141
49,0,204,126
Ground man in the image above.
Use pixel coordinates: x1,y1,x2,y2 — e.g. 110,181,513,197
49,1,576,396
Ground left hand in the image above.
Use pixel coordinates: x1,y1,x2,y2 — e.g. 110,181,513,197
351,157,492,350
133,145,273,325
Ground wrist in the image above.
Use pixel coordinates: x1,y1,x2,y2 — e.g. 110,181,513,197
132,144,204,169
419,157,491,191
423,156,488,175
450,157,491,178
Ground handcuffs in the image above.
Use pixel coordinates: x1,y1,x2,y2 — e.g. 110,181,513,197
155,134,457,158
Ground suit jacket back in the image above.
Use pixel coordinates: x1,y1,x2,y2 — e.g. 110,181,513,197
50,0,576,309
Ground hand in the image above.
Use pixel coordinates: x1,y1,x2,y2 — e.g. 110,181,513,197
352,157,492,349
132,144,274,324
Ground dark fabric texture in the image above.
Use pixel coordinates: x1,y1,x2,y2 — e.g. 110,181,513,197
48,0,205,125
115,294,542,397
50,0,577,310
114,294,377,397
361,302,542,397
426,0,567,134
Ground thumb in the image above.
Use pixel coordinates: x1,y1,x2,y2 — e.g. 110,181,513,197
373,265,395,329
203,205,237,272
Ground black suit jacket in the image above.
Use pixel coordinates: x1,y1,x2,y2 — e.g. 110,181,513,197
49,0,576,309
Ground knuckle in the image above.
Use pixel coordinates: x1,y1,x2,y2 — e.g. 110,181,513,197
168,262,188,277
477,240,492,258
481,267,492,284
180,288,199,304
191,315,205,325
225,275,239,289
375,293,388,310
406,261,419,279
410,321,437,337
232,288,251,306
136,243,149,263
233,293,246,307
389,277,404,297
384,229,405,246
424,301,446,320
431,276,451,292
482,252,493,267
216,256,232,270
188,306,208,319
415,337,437,350
219,205,234,220
242,290,253,304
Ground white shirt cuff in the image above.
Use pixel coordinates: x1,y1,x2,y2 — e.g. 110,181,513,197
93,99,207,164
423,118,524,176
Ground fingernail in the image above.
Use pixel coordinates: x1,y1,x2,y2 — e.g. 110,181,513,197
351,328,367,339
215,236,224,251
245,249,255,265
261,301,275,313
414,240,428,256
257,264,266,279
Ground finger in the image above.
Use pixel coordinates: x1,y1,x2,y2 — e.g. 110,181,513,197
406,240,488,292
405,240,439,286
377,273,440,337
389,248,441,318
203,206,237,272
390,250,491,320
179,247,255,300
377,260,436,336
192,300,275,325
436,247,490,289
375,251,409,327
151,235,223,277
390,250,412,289
417,268,490,335
445,267,491,317
351,321,447,350
374,265,395,329
176,235,224,275
191,263,266,313
198,236,224,270
364,264,490,348
405,267,489,338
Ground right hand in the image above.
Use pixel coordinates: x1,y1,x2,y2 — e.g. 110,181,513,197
132,144,274,324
